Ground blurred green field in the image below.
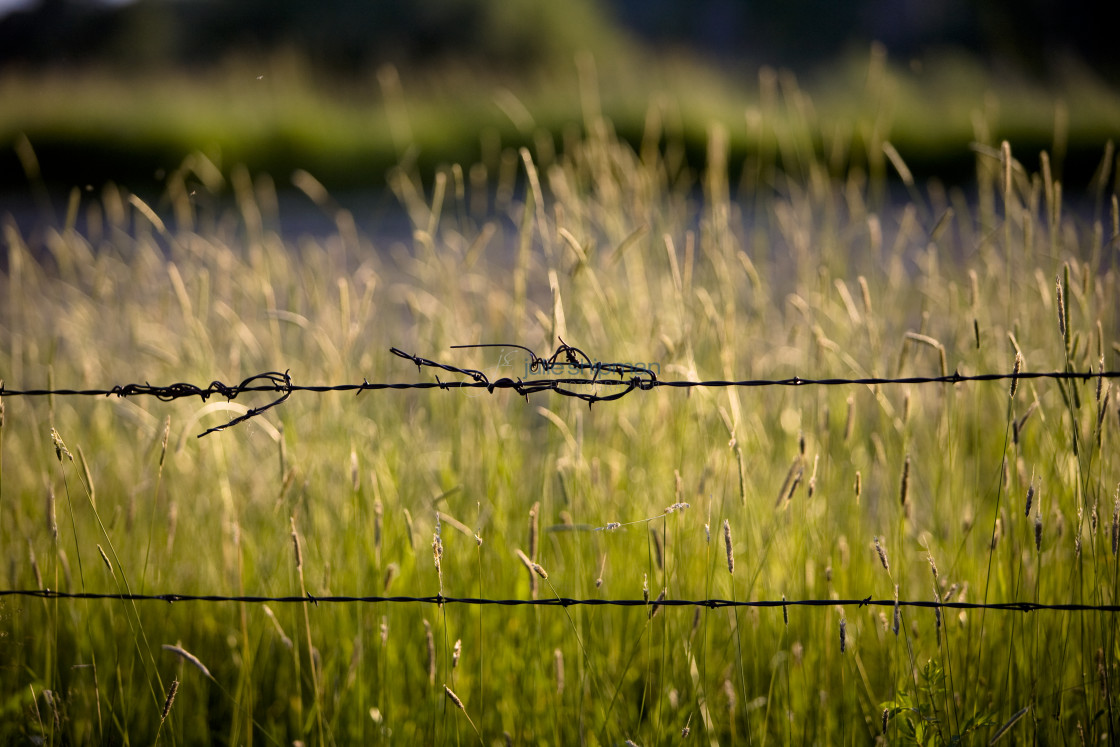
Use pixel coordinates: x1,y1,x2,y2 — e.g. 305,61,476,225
1,64,1119,745
3,45,1120,193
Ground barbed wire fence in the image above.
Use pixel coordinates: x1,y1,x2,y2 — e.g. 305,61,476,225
2,339,1119,614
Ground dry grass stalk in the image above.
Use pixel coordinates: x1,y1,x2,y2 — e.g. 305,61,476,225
528,500,540,561
262,605,293,649
776,456,804,505
77,445,95,508
989,706,1029,744
28,539,43,590
554,648,565,695
162,643,213,679
373,497,383,559
650,527,664,570
595,553,606,588
403,508,415,550
423,619,435,686
46,484,58,542
858,275,872,316
843,394,855,441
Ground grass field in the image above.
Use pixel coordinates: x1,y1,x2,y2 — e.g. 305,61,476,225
1,68,1119,744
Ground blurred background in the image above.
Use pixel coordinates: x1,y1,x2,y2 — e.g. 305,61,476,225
0,0,1117,193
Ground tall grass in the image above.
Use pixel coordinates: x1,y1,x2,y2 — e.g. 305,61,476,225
1,61,1118,744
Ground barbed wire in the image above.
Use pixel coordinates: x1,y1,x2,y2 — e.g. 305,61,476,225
1,588,1118,613
0,340,1116,437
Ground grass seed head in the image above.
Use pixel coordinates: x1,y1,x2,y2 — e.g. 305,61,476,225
383,562,399,591
1056,274,1067,339
1112,488,1119,555
723,519,735,574
1010,352,1023,398
97,544,112,574
50,428,73,463
875,537,890,573
839,618,847,653
290,518,303,570
892,585,900,636
528,501,540,561
443,685,465,710
158,416,170,468
899,454,910,507
161,680,179,723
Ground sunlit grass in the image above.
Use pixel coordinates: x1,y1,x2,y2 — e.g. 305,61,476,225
1,58,1118,744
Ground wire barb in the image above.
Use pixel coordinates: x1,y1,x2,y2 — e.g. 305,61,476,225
0,343,1116,436
0,588,1116,613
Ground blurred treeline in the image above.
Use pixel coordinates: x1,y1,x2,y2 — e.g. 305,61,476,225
1,0,1116,193
1,0,1113,79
